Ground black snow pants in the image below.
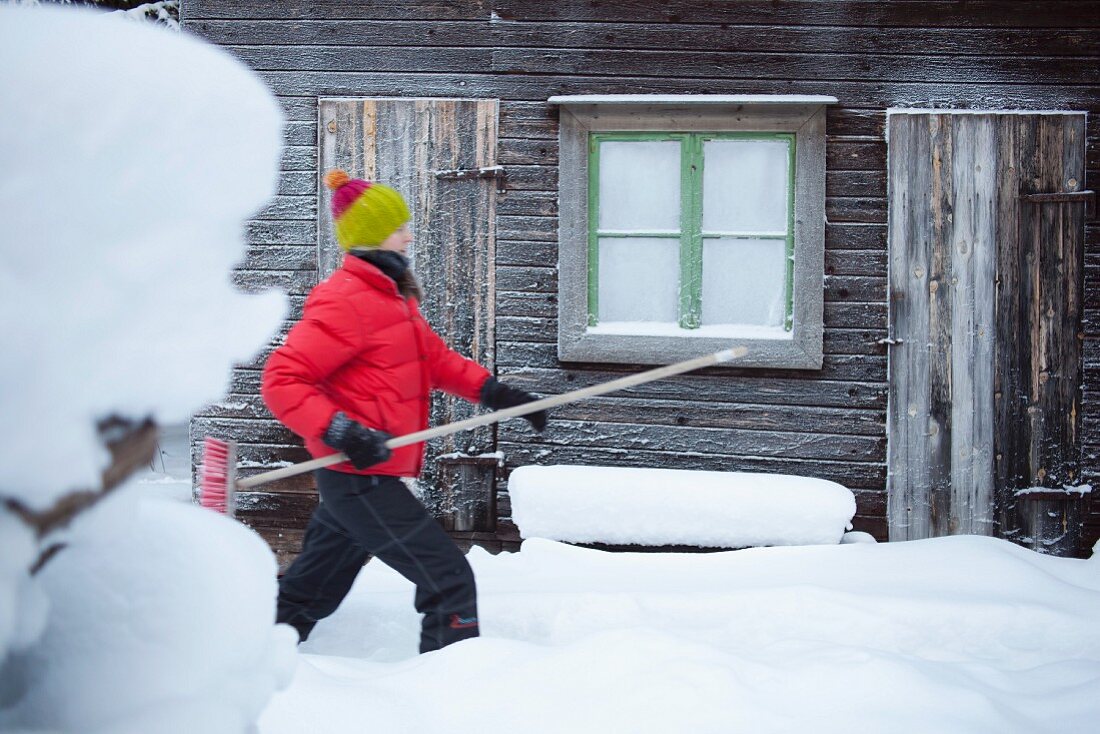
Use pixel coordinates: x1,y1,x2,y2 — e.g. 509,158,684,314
275,469,479,654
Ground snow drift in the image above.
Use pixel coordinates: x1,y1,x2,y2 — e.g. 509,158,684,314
508,465,856,547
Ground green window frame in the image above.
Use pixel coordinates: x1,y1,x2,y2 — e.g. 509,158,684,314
586,131,796,331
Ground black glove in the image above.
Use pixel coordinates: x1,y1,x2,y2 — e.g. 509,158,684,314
323,412,393,469
480,377,547,432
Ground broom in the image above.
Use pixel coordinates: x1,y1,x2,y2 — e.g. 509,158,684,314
199,346,748,514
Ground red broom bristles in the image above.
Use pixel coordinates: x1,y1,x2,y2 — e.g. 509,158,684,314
200,437,232,514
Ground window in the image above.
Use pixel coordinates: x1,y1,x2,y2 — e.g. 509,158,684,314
552,95,834,367
589,132,795,332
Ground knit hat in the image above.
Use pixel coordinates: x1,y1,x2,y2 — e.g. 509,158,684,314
324,169,411,250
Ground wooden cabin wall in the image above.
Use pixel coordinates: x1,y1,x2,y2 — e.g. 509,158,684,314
181,0,1100,556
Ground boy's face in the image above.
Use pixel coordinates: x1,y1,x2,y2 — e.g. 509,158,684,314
377,223,413,255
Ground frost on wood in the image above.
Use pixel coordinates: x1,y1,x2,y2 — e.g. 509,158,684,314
508,465,856,547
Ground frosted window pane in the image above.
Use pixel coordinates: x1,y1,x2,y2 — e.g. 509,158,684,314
599,141,681,231
702,139,790,233
701,238,787,327
598,237,680,323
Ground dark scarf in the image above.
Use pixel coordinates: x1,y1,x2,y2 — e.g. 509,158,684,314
351,249,423,301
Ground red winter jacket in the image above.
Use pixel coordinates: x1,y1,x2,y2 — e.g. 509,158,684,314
261,254,491,477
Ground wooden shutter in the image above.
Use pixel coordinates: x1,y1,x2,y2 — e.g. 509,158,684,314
318,97,499,518
887,112,1088,553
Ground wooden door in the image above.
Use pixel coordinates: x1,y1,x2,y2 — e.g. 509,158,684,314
318,97,499,521
887,112,1088,552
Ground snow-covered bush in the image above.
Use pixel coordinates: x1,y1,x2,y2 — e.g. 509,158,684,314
0,4,292,731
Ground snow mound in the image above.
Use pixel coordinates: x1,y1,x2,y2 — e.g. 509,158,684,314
508,465,856,547
0,3,286,508
0,491,298,734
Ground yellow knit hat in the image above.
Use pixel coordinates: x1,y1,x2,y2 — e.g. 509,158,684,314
324,169,411,250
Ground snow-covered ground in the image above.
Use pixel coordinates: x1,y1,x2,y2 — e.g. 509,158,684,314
137,427,1100,734
263,532,1100,734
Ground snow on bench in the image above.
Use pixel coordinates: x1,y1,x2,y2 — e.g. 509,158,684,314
508,465,857,548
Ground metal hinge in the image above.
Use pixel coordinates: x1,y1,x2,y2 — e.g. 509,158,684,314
876,336,904,346
433,165,507,192
1020,190,1096,218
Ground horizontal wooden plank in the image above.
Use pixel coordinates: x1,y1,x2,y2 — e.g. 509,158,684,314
496,265,557,293
496,291,557,318
229,368,265,394
826,197,887,224
497,238,558,266
498,442,887,490
232,268,316,295
498,362,887,408
192,416,298,445
184,1,491,21
497,316,555,343
277,95,317,122
277,170,316,196
281,145,315,171
501,102,559,140
827,109,886,138
826,223,887,251
492,47,1097,86
283,120,316,146
236,489,317,529
825,302,887,329
190,19,1100,56
497,190,558,217
185,0,1100,27
255,195,316,221
502,164,558,191
256,71,1100,109
500,137,558,166
549,395,885,436
498,215,557,241
247,220,315,246
824,275,887,303
827,170,887,199
825,249,887,277
828,140,887,172
228,45,492,72
488,1,1100,28
240,245,318,271
823,329,889,356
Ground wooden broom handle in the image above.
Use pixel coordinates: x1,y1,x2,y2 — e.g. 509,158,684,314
235,346,747,490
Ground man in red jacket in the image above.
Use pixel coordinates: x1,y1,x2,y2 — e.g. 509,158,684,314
262,169,545,653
